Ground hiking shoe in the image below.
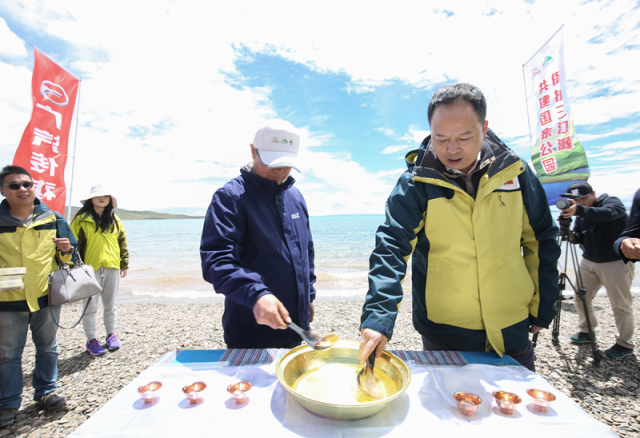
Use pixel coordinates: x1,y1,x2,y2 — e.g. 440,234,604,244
604,343,634,358
37,393,66,411
569,332,594,343
105,333,120,351
0,408,17,428
86,339,107,356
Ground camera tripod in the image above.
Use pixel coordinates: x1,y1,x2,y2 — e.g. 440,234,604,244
533,217,601,365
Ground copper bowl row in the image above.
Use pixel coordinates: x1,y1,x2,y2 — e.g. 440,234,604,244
453,388,556,416
137,380,253,404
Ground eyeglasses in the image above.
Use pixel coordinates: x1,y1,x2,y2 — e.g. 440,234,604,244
2,181,34,190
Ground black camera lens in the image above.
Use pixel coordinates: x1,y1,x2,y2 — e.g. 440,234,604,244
556,199,572,210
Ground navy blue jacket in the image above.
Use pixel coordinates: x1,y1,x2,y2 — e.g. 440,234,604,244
614,188,640,263
200,166,316,348
573,194,627,263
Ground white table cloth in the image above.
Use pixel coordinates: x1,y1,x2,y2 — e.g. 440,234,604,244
69,354,615,437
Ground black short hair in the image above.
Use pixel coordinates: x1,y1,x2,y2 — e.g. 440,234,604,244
427,83,487,125
0,165,32,187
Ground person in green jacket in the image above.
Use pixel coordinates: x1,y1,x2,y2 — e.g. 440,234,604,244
70,185,129,356
0,165,76,427
360,84,560,371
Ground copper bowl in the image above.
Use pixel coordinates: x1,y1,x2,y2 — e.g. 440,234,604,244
492,390,521,415
276,340,411,421
526,388,556,412
138,381,162,403
227,381,252,403
453,391,482,416
183,382,207,404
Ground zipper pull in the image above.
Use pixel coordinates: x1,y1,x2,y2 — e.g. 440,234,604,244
499,194,505,206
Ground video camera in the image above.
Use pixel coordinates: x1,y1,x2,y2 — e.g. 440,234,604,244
555,198,573,240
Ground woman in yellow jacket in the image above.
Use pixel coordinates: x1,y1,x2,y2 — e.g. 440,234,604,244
71,186,129,356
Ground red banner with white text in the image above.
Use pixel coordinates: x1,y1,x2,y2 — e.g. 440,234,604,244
13,47,79,215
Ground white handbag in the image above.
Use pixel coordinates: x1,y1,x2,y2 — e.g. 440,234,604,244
48,252,103,328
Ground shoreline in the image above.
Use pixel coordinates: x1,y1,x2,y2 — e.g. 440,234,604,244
5,296,640,437
115,288,640,305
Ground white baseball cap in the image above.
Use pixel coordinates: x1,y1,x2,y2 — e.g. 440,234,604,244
252,119,301,172
80,185,118,208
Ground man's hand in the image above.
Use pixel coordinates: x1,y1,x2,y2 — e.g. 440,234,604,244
620,238,640,260
569,231,578,244
309,302,315,323
52,237,72,253
559,199,577,218
529,325,543,334
120,269,128,278
253,294,290,329
359,328,389,365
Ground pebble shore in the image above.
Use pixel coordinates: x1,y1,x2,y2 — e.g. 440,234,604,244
2,295,639,437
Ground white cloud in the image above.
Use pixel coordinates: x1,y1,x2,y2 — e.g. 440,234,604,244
588,167,640,205
0,63,33,158
375,127,396,137
0,17,27,59
381,145,409,155
400,125,430,145
579,122,640,142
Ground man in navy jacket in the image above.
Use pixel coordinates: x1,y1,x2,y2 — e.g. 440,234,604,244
559,182,634,358
614,188,640,262
200,119,316,349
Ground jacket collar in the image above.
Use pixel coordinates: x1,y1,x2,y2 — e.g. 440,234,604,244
411,128,520,181
240,164,295,193
0,198,52,226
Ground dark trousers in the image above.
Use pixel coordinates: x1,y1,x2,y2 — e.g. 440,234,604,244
421,335,536,372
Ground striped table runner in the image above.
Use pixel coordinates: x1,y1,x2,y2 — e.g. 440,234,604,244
155,349,467,367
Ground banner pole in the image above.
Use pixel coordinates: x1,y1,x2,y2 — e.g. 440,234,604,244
66,79,82,222
522,65,534,147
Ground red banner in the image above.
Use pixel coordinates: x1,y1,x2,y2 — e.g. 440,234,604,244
13,47,80,215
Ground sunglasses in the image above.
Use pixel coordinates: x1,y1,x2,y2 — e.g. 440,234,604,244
2,181,34,190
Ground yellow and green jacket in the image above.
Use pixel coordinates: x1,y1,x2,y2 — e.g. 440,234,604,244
70,213,129,271
0,198,77,312
361,130,560,356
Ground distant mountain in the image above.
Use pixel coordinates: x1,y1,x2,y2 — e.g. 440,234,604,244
68,207,204,220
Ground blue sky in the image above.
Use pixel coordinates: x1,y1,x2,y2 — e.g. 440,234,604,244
1,0,639,216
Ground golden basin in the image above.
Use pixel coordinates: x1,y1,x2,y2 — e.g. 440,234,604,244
276,340,411,420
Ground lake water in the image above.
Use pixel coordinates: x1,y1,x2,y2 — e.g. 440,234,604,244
119,215,640,303
119,215,403,302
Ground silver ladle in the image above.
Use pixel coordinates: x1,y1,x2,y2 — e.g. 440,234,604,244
357,351,381,399
286,321,338,350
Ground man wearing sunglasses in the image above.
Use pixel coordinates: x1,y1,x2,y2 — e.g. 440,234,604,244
0,165,77,427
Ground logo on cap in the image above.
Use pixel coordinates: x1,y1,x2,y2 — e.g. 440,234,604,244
571,189,580,196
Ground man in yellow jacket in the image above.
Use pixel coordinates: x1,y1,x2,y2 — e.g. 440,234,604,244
360,84,560,371
0,165,77,428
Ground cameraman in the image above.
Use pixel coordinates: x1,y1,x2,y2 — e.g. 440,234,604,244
559,182,634,358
